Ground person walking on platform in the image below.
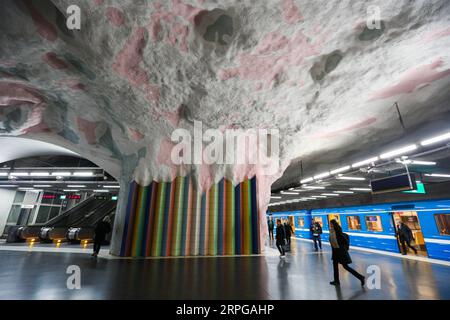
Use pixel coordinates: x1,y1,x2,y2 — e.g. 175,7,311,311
284,220,294,246
276,219,286,258
92,216,112,258
310,221,322,251
268,216,275,241
329,219,365,287
397,222,418,255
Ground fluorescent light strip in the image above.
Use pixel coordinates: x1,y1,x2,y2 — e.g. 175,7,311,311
321,193,339,197
425,173,450,178
93,189,109,193
333,191,355,194
300,177,314,184
52,172,71,176
281,191,300,195
379,144,417,159
350,188,372,191
63,189,79,192
103,185,120,189
29,172,49,177
302,186,325,190
10,172,29,176
18,187,35,190
271,196,282,199
0,185,18,187
352,157,378,168
337,176,365,181
312,196,326,198
421,131,450,146
67,185,86,188
73,171,94,177
0,172,9,176
314,172,330,180
33,185,51,188
410,160,436,166
330,166,350,175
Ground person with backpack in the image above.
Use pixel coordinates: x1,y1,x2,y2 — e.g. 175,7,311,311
275,219,286,258
310,221,322,251
329,219,365,287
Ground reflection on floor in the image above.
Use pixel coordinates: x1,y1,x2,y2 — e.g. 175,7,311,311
0,238,449,300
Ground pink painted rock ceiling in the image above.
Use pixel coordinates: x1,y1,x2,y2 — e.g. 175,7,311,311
1,0,450,195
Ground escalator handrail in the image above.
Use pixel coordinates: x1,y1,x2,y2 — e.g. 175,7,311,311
52,199,109,227
71,200,116,228
43,195,98,227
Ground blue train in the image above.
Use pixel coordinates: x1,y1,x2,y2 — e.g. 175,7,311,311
267,199,450,261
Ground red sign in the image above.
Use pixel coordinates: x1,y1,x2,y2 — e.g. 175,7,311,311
68,195,81,200
42,194,56,199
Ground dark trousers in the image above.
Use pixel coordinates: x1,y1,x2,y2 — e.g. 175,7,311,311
313,235,322,250
269,229,274,240
276,243,285,255
286,236,291,245
400,237,417,254
333,260,363,283
93,239,102,254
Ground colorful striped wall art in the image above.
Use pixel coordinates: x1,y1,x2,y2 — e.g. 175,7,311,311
119,176,260,257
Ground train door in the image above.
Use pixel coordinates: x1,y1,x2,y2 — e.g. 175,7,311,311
392,211,428,257
328,213,341,225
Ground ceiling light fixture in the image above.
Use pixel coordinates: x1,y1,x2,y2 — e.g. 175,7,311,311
379,144,417,159
300,177,314,184
102,185,120,188
63,189,80,192
330,166,351,175
302,186,325,190
420,131,450,146
0,172,9,176
68,185,86,188
0,185,18,187
271,196,282,199
33,185,51,188
10,172,29,176
321,193,340,197
314,172,330,180
73,171,94,177
333,191,355,194
337,176,365,181
425,173,450,178
52,172,71,176
93,189,109,193
29,172,50,177
352,157,379,168
350,188,372,191
281,191,300,195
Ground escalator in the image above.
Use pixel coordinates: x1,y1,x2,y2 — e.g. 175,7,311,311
38,196,109,241
13,195,104,242
67,200,116,243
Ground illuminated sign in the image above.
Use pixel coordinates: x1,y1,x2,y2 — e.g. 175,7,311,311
60,195,66,200
68,195,81,199
42,194,56,199
403,183,426,194
111,196,118,201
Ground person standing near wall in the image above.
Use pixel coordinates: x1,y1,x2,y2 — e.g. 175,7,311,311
268,216,274,241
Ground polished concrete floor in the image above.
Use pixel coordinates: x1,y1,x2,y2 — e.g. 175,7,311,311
0,239,449,300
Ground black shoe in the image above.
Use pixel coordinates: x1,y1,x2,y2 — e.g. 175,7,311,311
330,281,340,286
360,276,365,287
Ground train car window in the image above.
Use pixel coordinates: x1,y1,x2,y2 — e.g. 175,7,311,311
347,216,361,230
297,217,305,227
365,215,383,232
434,214,450,236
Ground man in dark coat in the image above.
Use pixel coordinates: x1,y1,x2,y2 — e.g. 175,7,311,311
92,216,112,257
329,219,365,287
397,222,418,255
267,217,274,241
275,219,286,258
284,220,294,245
310,221,322,251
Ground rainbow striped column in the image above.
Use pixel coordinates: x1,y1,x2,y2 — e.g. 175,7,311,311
119,176,260,257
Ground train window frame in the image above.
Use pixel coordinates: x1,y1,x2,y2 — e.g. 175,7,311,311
365,215,383,232
434,214,450,236
347,215,362,230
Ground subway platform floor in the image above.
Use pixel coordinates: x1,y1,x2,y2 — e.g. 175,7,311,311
0,239,449,300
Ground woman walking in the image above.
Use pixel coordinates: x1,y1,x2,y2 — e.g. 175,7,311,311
275,219,286,258
329,219,365,287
